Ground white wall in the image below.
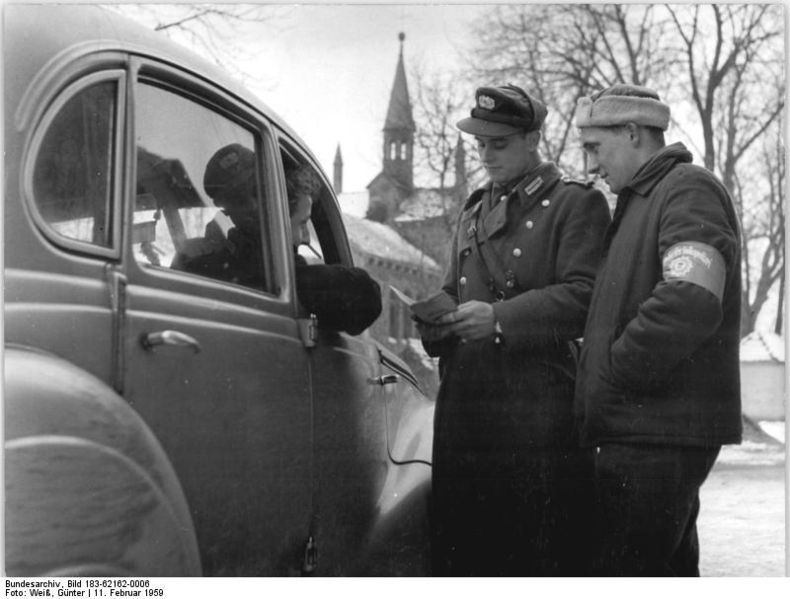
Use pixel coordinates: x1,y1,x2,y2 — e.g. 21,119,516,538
740,362,786,421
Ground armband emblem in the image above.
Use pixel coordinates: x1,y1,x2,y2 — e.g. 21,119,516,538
662,241,726,301
667,255,694,278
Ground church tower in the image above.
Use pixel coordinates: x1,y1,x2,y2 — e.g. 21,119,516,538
333,144,343,194
454,134,467,200
382,32,415,195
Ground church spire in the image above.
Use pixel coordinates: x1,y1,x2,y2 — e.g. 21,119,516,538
454,134,467,199
384,32,415,132
333,144,343,194
382,32,414,194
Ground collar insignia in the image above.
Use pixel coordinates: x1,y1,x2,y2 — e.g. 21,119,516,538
524,176,543,196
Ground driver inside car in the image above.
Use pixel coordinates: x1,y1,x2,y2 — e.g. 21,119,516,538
173,144,382,335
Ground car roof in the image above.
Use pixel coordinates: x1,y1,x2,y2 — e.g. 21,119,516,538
3,3,310,156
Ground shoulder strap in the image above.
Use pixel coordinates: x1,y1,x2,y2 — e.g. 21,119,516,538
468,209,521,300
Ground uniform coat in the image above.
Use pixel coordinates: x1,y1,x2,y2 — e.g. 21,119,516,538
425,162,611,575
574,142,742,447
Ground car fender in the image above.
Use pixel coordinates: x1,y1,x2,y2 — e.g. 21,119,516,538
356,345,435,575
4,345,202,576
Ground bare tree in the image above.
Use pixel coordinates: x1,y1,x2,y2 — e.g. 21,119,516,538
395,65,483,272
411,65,474,192
105,4,286,84
666,4,785,336
736,116,786,336
467,3,785,335
466,4,674,174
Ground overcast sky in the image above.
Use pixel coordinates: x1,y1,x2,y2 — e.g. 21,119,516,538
238,4,486,192
117,4,487,192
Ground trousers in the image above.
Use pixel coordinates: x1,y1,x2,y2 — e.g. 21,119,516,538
431,446,595,576
591,442,721,576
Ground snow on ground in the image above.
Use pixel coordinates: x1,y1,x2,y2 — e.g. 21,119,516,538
698,419,785,576
759,420,786,444
717,440,785,467
699,461,786,577
715,421,785,466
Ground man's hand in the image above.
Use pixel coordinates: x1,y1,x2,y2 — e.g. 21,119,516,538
416,319,454,343
434,300,495,342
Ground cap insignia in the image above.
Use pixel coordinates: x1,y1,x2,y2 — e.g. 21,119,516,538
219,152,239,170
478,95,496,110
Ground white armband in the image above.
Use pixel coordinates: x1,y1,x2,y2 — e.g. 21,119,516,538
662,241,726,301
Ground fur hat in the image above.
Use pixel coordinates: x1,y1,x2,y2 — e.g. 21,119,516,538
575,84,670,130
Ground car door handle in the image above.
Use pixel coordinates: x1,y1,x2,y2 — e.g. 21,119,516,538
141,330,202,354
368,374,399,386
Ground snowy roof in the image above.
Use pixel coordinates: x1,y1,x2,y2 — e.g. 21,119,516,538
337,190,370,218
341,213,440,272
395,188,456,222
740,331,785,363
339,186,457,222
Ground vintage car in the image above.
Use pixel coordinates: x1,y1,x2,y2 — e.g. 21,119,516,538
4,4,434,576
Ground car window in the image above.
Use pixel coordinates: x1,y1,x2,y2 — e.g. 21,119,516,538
32,79,117,248
133,81,271,293
279,144,336,266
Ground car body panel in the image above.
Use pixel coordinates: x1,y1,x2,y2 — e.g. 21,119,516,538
4,3,434,576
4,346,202,576
121,281,314,575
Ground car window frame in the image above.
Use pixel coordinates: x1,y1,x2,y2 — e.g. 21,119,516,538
276,133,356,270
22,69,126,260
120,57,295,315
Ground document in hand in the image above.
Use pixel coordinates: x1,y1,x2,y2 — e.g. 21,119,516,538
390,286,457,324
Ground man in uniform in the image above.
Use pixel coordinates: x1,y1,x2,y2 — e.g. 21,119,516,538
174,144,381,335
573,84,742,575
418,84,611,575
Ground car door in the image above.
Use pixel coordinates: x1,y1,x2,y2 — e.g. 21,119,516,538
5,70,124,385
121,67,313,576
277,139,433,575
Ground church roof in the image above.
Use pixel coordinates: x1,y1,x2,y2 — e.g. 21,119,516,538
395,188,457,222
366,170,413,196
384,33,415,132
342,212,440,273
339,186,459,223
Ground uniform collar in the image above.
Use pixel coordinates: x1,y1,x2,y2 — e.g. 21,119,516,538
491,162,561,201
483,162,560,239
514,162,561,201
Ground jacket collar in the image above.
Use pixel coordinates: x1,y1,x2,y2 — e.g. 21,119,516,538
603,143,694,251
624,142,694,197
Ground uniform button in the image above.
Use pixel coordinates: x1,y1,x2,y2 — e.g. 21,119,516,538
459,276,467,286
525,220,534,229
462,248,471,257
499,194,508,203
512,248,522,257
541,199,550,207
